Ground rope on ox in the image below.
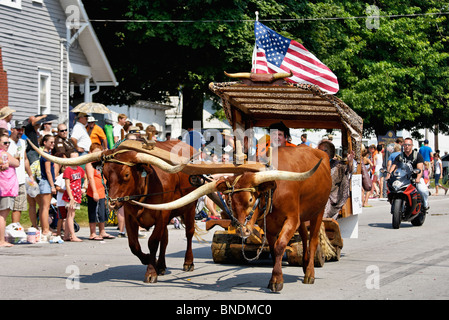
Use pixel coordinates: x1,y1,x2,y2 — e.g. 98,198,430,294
220,175,274,262
97,147,204,227
97,149,135,223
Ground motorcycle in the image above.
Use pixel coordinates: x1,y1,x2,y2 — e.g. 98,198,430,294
384,161,426,229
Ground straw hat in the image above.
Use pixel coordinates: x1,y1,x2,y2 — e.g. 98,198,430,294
128,126,140,133
0,106,16,120
221,129,232,136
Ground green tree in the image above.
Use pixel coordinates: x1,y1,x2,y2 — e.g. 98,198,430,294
85,0,449,136
318,1,449,136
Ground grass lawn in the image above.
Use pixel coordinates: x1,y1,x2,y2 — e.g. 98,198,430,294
6,203,90,229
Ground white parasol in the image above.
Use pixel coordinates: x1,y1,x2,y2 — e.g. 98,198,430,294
71,102,111,114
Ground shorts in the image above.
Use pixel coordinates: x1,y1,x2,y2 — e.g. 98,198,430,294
58,206,67,219
13,184,27,212
435,173,441,185
87,195,106,223
65,201,81,210
27,150,39,165
39,179,52,194
374,171,382,179
0,197,15,211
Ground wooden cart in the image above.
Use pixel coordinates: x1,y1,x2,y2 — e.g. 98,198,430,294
209,218,343,267
205,73,363,265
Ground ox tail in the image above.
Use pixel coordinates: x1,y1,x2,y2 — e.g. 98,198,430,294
193,222,208,242
179,216,208,242
319,223,337,260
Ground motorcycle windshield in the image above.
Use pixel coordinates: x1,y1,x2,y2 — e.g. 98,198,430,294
391,162,412,182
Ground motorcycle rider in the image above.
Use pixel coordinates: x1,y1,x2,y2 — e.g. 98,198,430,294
386,137,429,211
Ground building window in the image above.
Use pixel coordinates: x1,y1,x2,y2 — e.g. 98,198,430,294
38,69,51,114
0,0,22,10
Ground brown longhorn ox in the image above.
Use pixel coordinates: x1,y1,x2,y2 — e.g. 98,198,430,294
28,139,199,283
133,146,331,292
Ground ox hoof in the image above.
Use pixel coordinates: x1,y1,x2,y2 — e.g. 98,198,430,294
183,263,195,272
267,282,283,292
303,276,315,284
144,274,158,284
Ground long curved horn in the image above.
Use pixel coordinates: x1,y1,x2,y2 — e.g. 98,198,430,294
27,139,102,165
224,71,252,79
253,158,322,185
134,153,189,173
131,181,219,211
131,159,323,211
272,70,293,80
29,138,192,172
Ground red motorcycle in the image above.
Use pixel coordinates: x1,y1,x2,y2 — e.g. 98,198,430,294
385,161,426,229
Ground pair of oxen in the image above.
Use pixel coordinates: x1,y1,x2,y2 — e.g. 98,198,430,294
31,139,331,292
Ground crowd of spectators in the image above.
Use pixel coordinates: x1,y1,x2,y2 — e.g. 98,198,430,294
0,107,165,245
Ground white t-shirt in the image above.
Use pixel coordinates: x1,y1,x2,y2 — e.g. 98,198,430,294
54,173,66,207
435,159,442,175
8,138,26,184
374,153,383,173
71,121,91,151
113,124,124,140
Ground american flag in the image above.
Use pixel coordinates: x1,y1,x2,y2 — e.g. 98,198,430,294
252,21,339,94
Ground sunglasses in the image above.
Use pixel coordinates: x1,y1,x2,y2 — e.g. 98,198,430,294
59,129,68,132
2,141,10,145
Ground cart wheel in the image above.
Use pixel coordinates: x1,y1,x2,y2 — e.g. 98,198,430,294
314,244,325,267
286,242,303,266
286,242,325,268
211,230,271,264
211,231,242,264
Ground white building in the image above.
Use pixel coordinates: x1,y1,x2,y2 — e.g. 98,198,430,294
0,0,117,124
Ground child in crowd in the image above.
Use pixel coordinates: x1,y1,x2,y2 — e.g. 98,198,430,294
62,152,85,242
39,134,56,241
54,170,67,237
85,143,115,240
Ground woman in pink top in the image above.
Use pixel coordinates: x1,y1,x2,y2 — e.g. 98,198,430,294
0,134,20,247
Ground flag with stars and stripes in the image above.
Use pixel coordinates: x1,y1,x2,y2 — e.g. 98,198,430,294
252,21,339,94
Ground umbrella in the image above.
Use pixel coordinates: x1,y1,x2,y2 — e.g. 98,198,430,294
35,114,59,125
71,102,111,114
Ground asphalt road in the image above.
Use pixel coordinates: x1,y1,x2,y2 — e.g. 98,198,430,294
1,193,449,303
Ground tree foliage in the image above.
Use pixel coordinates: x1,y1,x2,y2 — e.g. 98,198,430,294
85,0,449,135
